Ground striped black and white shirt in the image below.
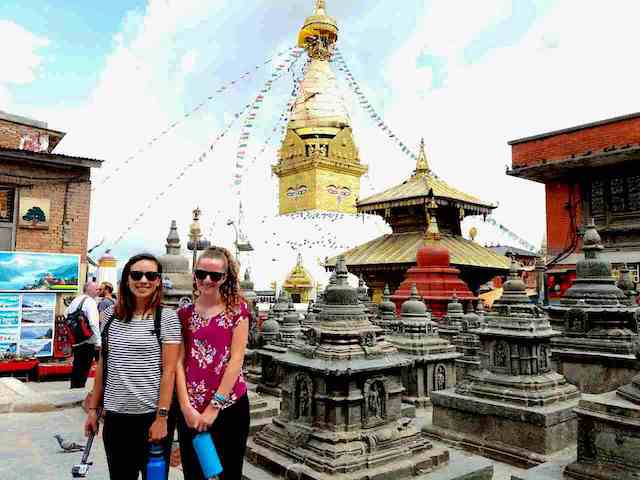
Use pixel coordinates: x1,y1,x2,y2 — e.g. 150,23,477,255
100,304,182,415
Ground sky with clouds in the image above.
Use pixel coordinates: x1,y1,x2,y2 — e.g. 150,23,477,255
2,0,640,289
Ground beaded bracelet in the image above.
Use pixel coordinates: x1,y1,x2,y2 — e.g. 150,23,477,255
210,396,234,410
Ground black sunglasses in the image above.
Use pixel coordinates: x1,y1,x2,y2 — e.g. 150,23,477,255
194,269,226,282
129,270,160,281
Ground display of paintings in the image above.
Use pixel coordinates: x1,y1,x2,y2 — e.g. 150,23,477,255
0,291,56,358
0,251,80,292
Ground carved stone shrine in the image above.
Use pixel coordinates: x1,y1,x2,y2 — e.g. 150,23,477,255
427,259,581,468
548,221,639,393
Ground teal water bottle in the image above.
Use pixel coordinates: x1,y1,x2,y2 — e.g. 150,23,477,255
192,432,223,478
146,443,167,480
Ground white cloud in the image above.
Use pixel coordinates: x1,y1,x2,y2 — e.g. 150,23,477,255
376,0,640,252
0,20,49,109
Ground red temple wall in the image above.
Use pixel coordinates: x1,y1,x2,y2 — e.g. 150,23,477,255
512,115,640,168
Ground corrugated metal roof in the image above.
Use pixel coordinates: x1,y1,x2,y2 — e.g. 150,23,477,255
327,232,511,270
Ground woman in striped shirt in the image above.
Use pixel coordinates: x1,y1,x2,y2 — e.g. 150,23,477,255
176,246,251,479
84,253,181,480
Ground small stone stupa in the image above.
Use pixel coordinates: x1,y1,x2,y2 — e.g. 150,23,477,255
387,284,461,407
548,221,640,393
246,256,455,479
357,275,378,322
158,220,192,308
438,295,465,344
375,284,400,333
391,207,477,320
452,308,482,381
427,259,581,468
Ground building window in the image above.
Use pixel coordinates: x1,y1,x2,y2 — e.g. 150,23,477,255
0,188,15,223
590,174,640,217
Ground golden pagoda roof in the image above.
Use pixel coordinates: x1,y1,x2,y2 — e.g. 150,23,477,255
283,253,315,289
326,232,510,270
357,140,495,213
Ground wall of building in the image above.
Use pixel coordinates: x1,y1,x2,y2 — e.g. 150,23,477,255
0,161,91,263
545,181,583,257
512,115,640,168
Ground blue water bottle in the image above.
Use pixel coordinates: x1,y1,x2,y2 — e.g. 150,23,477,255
146,443,167,480
192,432,223,479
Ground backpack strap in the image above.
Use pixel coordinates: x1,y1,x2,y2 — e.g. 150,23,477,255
153,306,163,372
101,309,115,388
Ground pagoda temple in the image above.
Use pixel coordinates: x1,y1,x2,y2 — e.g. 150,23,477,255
282,252,314,303
271,0,367,215
327,139,510,301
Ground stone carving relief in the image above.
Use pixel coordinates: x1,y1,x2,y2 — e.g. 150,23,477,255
434,364,447,391
565,307,588,333
363,378,387,425
539,344,549,371
494,341,509,369
290,373,313,421
360,331,376,347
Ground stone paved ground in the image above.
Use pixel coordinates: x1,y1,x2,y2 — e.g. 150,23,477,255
0,380,531,480
0,406,183,480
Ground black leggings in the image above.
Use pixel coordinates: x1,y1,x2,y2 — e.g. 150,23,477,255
102,409,176,480
70,343,97,388
177,394,250,480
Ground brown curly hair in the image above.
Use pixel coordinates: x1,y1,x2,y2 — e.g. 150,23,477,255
194,246,244,316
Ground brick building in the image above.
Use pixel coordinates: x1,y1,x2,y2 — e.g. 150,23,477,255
508,112,640,298
0,110,102,277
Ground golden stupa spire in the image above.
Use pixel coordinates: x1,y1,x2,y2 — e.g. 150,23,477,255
298,0,338,58
413,138,430,177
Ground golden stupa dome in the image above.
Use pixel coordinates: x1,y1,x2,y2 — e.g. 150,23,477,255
283,253,314,289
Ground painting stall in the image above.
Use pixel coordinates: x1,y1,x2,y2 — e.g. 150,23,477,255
0,251,80,379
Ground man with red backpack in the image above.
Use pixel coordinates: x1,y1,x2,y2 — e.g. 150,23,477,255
66,281,101,389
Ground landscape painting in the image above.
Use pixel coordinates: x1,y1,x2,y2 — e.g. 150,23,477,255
20,309,54,325
0,342,17,355
19,339,52,357
21,293,56,309
0,294,20,309
0,327,19,342
20,325,53,340
0,310,19,327
0,251,80,292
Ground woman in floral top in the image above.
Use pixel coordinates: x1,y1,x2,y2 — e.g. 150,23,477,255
176,246,250,480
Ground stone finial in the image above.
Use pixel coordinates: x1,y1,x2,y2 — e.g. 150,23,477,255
582,219,604,258
166,220,181,254
400,283,428,318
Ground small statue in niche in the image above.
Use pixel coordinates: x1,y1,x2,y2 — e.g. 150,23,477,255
297,379,310,419
494,341,508,368
319,143,328,157
434,365,447,391
367,382,383,419
539,344,548,370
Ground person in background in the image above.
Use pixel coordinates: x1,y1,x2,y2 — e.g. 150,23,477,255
84,253,181,480
67,281,101,389
98,282,116,313
175,246,251,480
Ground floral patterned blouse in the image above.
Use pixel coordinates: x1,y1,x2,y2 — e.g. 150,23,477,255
177,302,250,413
